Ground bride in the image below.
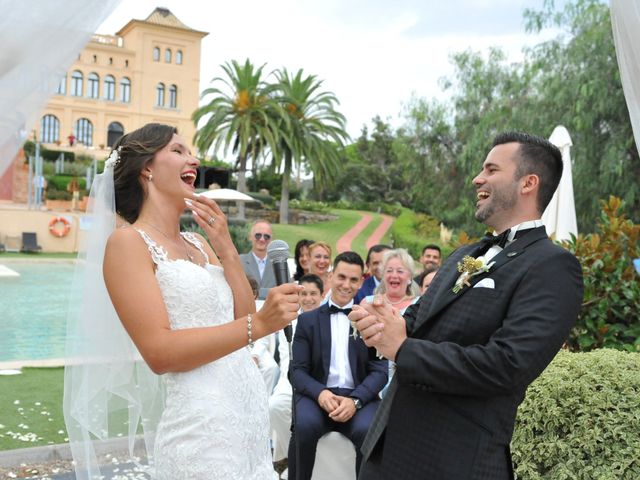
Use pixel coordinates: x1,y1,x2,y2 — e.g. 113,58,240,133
64,123,301,479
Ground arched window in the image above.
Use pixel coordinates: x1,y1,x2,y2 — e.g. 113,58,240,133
176,50,183,65
107,122,124,147
87,72,99,98
153,47,160,61
104,75,116,100
40,115,60,143
156,83,165,107
165,48,172,63
169,84,177,108
120,77,131,103
74,118,93,146
71,70,83,96
56,75,66,95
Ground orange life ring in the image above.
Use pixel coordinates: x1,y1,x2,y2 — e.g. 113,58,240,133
49,216,71,238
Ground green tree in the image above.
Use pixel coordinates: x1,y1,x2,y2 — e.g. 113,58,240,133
193,59,284,218
399,0,639,234
272,68,348,223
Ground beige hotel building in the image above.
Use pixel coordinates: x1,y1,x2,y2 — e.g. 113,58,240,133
36,7,208,151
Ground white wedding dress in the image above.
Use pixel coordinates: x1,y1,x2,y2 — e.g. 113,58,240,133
136,229,274,480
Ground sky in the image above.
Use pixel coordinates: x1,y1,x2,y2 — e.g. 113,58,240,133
97,0,566,139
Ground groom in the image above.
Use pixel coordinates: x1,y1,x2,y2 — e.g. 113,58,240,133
351,132,584,479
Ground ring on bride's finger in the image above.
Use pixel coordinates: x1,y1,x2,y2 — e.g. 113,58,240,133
207,216,215,226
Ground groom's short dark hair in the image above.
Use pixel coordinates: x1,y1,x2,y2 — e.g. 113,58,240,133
492,131,563,214
333,251,364,273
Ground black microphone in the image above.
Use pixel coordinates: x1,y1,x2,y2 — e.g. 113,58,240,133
266,239,293,342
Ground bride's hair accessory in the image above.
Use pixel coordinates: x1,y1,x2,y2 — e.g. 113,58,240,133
105,146,122,169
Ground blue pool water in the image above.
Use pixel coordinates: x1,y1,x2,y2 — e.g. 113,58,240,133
0,261,75,362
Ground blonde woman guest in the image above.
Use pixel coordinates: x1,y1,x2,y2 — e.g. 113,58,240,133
364,249,421,313
363,249,420,398
308,241,332,295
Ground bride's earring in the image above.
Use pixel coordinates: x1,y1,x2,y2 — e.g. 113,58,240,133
148,174,153,181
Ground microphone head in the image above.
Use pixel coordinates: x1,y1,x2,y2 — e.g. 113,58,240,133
267,239,290,263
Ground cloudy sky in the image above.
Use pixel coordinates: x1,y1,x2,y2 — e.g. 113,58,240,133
98,0,567,138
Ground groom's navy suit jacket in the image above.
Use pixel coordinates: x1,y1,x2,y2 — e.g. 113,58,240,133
291,302,388,405
360,227,583,480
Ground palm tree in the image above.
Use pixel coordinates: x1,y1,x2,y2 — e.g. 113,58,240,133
193,59,284,218
273,68,349,223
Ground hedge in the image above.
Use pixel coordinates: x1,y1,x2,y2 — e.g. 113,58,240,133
389,207,451,259
512,349,640,479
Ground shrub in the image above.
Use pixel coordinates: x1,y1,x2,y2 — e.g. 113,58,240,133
512,349,640,479
23,140,76,162
45,190,72,201
329,199,402,217
389,207,449,259
563,196,640,352
47,175,87,192
289,199,331,213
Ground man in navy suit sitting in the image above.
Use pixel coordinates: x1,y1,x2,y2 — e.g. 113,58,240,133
289,251,388,480
354,245,391,304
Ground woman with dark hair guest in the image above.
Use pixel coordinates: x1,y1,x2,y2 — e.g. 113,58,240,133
293,238,314,281
64,123,301,479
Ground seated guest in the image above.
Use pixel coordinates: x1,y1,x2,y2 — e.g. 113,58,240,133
293,239,315,281
354,244,391,304
269,274,324,476
240,220,276,299
246,274,279,394
363,249,421,399
365,249,421,313
413,243,442,283
289,252,388,480
415,266,439,295
308,241,332,295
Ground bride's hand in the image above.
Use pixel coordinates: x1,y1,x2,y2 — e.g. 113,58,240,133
254,284,303,336
184,194,235,255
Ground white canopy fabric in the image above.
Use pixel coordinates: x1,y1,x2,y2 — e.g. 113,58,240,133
611,0,640,152
199,188,259,203
0,0,120,177
542,125,578,241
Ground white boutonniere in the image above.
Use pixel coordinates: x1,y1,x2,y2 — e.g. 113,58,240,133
452,255,495,293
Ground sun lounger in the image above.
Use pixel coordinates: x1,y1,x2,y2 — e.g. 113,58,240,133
21,232,42,253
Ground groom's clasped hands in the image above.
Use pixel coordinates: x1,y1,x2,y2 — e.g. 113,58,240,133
349,297,407,361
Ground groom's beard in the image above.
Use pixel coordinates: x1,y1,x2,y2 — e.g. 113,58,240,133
474,183,518,225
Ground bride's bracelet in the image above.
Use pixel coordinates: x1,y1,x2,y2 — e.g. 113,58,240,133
247,314,254,349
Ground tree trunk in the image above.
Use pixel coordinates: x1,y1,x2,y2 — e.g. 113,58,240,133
279,155,291,225
236,154,247,220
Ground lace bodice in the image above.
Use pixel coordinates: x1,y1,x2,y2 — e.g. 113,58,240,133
135,229,274,480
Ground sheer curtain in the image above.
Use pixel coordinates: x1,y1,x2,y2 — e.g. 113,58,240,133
0,0,120,177
610,0,640,150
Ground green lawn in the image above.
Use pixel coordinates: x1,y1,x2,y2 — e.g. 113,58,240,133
0,252,77,259
0,368,67,451
272,209,393,259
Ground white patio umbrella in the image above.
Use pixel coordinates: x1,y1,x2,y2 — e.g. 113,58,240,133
542,126,578,241
198,188,258,203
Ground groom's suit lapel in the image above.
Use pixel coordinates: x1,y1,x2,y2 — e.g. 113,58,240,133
414,226,548,333
318,304,332,378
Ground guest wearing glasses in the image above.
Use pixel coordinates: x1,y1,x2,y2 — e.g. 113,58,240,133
240,220,277,299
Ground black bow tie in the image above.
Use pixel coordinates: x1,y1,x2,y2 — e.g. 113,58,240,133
329,305,352,316
479,228,536,251
479,229,511,249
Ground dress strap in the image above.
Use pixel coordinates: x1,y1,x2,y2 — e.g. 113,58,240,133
181,232,210,264
134,228,168,265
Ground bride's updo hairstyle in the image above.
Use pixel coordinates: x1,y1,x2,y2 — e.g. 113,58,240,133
112,123,177,224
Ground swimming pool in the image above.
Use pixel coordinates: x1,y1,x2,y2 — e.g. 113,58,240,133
0,261,74,362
